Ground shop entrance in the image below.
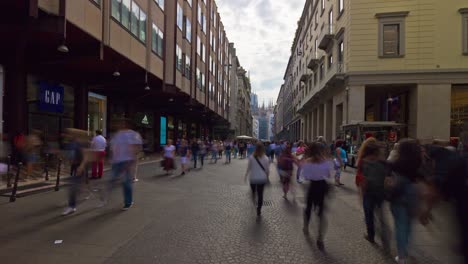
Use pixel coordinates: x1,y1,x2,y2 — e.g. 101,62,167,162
450,85,468,141
88,92,107,136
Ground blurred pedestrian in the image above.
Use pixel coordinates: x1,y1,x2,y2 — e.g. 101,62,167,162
24,130,42,179
443,133,468,264
233,141,239,159
62,129,90,216
301,142,333,251
179,139,190,175
162,139,176,174
191,138,200,169
91,130,106,179
244,142,270,217
218,141,224,158
333,140,347,186
225,141,232,164
277,143,296,199
355,137,378,195
387,139,423,264
211,140,218,163
269,141,277,162
199,140,207,167
12,131,25,166
105,121,142,210
360,141,389,248
295,141,306,183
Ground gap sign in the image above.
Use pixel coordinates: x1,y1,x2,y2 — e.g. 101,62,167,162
39,82,64,113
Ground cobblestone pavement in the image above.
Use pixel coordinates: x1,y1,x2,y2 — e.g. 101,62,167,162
0,157,460,264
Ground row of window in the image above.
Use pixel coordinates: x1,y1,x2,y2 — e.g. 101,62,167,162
111,0,147,43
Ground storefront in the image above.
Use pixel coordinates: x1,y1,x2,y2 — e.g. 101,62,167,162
134,112,155,152
27,75,75,149
0,65,3,137
88,92,107,136
451,85,468,140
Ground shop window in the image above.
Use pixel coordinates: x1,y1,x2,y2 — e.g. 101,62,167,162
451,85,468,137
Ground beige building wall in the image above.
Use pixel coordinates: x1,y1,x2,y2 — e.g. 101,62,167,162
349,0,468,72
66,0,102,41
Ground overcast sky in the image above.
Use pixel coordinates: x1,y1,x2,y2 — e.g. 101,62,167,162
217,0,305,106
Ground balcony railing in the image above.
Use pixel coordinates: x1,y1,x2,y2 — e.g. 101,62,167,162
318,24,335,50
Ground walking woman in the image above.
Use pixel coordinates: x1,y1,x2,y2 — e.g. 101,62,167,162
355,137,378,195
301,142,333,251
162,139,176,175
277,143,296,199
244,142,270,217
387,139,423,264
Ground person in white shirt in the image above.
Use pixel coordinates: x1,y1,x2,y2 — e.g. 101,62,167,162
91,130,107,179
244,142,270,217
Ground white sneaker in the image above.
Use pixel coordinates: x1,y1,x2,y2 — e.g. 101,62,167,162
62,207,76,216
395,256,406,264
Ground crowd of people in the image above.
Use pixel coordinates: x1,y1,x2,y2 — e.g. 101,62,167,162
160,139,258,175
243,137,468,264
2,129,467,264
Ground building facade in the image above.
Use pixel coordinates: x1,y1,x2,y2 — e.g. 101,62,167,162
276,0,468,143
236,66,252,136
0,0,237,151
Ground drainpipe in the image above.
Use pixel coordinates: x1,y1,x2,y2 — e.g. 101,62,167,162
345,86,349,124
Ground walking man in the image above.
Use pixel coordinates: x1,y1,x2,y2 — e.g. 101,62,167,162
107,120,142,210
91,130,106,179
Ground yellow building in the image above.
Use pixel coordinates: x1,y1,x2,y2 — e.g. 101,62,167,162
281,0,468,144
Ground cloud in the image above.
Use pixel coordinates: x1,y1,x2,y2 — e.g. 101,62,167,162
217,0,305,105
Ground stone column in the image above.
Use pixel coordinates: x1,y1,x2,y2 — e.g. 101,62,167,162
319,104,325,137
346,85,366,124
325,100,333,142
413,84,451,140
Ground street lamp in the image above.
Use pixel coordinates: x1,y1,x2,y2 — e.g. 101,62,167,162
57,1,69,53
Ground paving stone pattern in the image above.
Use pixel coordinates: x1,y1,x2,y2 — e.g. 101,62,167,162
0,158,452,264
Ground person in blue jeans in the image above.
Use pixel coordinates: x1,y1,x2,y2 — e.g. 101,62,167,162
225,143,232,164
105,122,142,210
388,139,422,264
62,129,88,216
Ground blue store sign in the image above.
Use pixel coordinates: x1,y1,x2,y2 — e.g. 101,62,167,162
38,82,64,113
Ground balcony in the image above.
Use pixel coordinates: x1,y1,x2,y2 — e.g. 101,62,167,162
318,24,335,50
307,52,320,69
300,73,310,83
296,62,345,114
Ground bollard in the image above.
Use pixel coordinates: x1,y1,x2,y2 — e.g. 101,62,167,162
55,158,62,191
44,153,49,181
10,162,22,202
6,155,12,188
